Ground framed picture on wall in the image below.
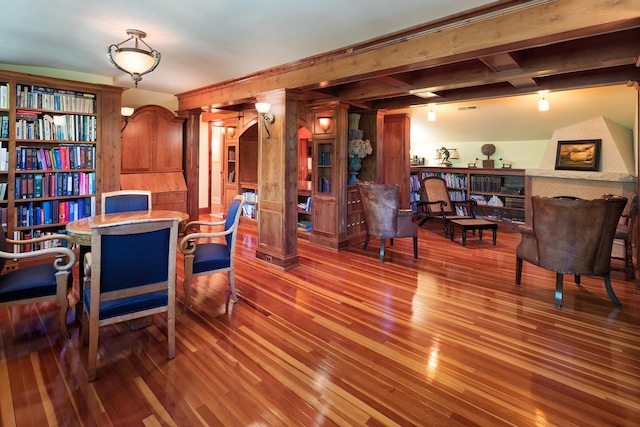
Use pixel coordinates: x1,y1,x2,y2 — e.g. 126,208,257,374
555,139,601,171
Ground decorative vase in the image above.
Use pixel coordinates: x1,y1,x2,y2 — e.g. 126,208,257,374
348,155,362,185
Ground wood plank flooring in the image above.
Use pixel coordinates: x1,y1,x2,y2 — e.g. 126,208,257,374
1,219,639,426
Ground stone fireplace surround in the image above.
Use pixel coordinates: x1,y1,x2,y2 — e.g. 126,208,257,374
524,116,636,224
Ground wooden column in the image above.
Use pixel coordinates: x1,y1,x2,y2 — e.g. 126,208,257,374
255,89,301,269
183,108,202,221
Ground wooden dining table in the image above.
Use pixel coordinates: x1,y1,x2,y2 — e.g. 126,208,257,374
66,209,190,322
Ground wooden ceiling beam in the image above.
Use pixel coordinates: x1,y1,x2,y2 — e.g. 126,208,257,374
329,32,638,103
178,0,640,110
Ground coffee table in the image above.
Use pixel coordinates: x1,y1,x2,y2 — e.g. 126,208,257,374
449,219,497,247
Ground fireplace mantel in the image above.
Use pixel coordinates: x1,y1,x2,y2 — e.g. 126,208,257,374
526,168,636,183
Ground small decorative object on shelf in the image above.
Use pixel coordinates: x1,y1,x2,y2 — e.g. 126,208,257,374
468,158,479,168
347,113,372,185
481,144,496,168
410,155,425,166
499,158,512,168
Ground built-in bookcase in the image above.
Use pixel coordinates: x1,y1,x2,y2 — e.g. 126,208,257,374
0,70,122,258
410,166,527,229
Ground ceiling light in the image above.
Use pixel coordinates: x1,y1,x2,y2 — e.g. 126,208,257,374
428,104,436,121
107,29,161,87
538,90,549,111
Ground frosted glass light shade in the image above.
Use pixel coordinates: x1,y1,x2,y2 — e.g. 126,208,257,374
255,102,271,114
114,49,156,74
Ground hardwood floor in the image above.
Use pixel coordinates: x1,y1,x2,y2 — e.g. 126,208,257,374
1,220,639,426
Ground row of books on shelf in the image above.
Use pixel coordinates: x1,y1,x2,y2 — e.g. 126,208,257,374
470,175,505,193
297,197,312,212
228,150,236,160
0,84,9,109
241,190,258,203
16,145,95,171
241,203,257,219
318,176,332,193
318,152,331,166
15,84,96,113
0,146,8,171
15,197,96,228
16,111,97,142
411,171,468,190
297,220,312,231
15,172,96,199
10,229,73,253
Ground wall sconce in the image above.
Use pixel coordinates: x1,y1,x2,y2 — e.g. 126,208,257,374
255,102,274,139
107,29,161,87
318,116,332,133
121,106,135,132
226,126,236,138
538,90,549,111
428,104,436,121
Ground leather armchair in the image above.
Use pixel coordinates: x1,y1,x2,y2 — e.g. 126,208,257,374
357,183,418,262
516,195,626,308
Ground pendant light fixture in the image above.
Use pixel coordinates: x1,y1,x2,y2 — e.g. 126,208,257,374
538,90,549,111
107,29,161,87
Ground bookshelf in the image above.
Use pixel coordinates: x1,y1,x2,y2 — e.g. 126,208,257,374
0,70,122,257
410,166,527,229
240,182,258,223
297,180,312,239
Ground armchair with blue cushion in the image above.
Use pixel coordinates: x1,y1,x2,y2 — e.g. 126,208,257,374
0,231,76,338
81,218,178,381
179,195,245,314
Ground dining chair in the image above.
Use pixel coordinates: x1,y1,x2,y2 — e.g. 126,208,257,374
179,195,245,314
81,217,178,381
101,190,152,214
417,176,476,236
357,183,417,262
0,231,76,337
515,195,626,308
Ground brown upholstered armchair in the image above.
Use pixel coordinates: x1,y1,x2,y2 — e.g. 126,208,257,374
357,183,418,262
515,195,626,308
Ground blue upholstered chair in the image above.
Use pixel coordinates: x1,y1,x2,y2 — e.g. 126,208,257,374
101,190,152,214
0,231,76,337
179,196,245,314
81,218,178,381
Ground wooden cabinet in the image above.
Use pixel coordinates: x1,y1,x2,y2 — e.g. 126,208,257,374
120,105,187,212
0,70,122,255
121,105,183,173
308,103,358,250
410,166,526,231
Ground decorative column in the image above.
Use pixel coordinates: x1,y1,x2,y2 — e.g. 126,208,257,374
255,89,301,270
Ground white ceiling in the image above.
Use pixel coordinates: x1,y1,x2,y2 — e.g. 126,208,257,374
0,0,500,95
0,1,635,141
